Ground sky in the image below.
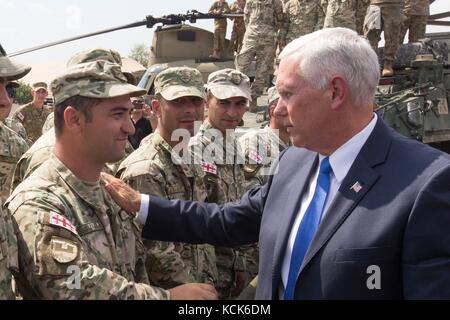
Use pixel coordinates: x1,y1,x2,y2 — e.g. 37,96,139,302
1,0,450,65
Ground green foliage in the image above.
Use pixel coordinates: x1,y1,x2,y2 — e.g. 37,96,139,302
128,43,150,68
14,81,33,105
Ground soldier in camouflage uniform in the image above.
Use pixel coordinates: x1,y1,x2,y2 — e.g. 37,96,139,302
209,0,231,59
11,49,141,191
238,86,292,191
12,81,52,143
364,0,406,76
11,129,55,191
0,43,31,299
5,50,218,300
190,69,258,299
236,0,284,110
356,0,370,35
229,0,246,54
322,0,357,30
400,0,434,44
4,116,31,145
117,67,219,289
321,0,369,34
42,111,54,134
279,0,325,49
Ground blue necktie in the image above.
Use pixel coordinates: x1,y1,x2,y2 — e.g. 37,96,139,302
284,157,332,300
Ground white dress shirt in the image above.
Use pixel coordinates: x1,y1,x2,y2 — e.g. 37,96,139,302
279,113,378,299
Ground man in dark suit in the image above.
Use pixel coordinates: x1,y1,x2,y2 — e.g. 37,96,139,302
104,27,450,299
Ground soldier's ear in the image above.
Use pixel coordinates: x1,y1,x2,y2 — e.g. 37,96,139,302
63,106,83,134
151,99,162,117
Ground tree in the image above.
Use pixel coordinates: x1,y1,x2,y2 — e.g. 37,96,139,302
14,81,33,105
128,43,150,68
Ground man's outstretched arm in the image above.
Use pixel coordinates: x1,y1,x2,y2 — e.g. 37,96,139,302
103,173,267,247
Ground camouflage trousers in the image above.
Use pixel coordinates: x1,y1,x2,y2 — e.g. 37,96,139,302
230,22,245,54
213,27,227,56
400,15,428,44
236,35,277,99
355,0,370,35
365,5,405,63
323,0,356,31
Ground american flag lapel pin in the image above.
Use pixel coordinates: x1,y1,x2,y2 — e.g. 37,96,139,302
350,181,363,193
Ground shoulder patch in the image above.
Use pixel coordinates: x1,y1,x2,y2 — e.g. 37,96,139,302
50,236,79,264
201,161,217,175
48,212,78,236
16,112,25,122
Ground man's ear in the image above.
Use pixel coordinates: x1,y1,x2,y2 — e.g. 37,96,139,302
268,103,276,118
151,99,162,117
63,106,83,134
329,76,348,110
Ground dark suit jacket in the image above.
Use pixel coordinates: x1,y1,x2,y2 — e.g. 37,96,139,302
143,118,450,299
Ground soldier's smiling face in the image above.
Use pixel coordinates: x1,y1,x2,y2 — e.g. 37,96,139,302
80,95,135,164
0,78,13,121
152,95,205,142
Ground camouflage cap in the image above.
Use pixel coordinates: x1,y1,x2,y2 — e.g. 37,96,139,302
154,67,205,101
51,56,146,105
206,68,251,101
267,86,280,106
67,48,138,85
0,43,31,81
66,48,123,67
32,82,48,91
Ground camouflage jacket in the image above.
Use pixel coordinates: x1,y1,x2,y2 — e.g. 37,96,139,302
4,117,30,144
12,129,54,191
0,123,29,203
189,120,258,297
404,0,430,16
209,1,231,29
190,120,246,203
12,102,51,143
6,155,169,300
230,1,246,30
0,206,18,300
244,0,284,40
280,0,325,44
42,112,54,135
117,132,218,289
239,126,291,190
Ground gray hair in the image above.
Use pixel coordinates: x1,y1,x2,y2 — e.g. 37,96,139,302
279,27,380,106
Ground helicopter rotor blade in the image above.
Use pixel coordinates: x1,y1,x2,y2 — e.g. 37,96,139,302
427,20,450,26
428,11,450,20
9,19,149,57
8,11,244,57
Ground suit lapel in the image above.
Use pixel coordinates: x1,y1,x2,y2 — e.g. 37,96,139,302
270,151,318,296
299,118,393,275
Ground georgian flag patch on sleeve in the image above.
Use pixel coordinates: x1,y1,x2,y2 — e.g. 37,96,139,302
249,150,263,164
49,212,78,236
16,112,25,122
201,161,217,175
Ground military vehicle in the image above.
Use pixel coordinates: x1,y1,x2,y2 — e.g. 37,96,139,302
375,32,450,153
138,23,255,95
